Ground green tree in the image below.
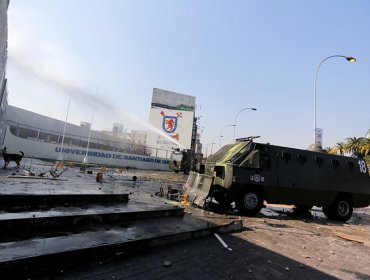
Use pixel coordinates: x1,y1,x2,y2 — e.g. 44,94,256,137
330,142,346,155
359,138,370,156
344,137,366,158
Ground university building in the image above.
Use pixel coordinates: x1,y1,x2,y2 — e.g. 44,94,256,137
0,0,9,146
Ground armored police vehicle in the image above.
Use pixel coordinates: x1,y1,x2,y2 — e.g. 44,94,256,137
185,137,370,221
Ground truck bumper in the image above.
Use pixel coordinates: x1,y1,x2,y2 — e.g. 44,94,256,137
184,171,213,208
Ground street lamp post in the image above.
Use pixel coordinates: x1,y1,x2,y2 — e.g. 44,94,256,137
233,107,257,142
210,136,221,155
205,143,213,158
313,55,356,146
219,124,235,149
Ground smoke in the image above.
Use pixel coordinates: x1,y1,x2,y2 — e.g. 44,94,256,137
7,10,185,149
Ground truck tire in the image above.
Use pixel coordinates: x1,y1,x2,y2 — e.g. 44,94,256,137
236,189,264,216
322,206,334,219
323,195,353,222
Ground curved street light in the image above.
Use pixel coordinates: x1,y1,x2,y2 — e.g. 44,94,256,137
204,142,213,158
219,124,235,149
233,107,257,142
313,55,356,145
210,135,221,156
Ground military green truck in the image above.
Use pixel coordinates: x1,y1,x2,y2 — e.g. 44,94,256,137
184,137,370,221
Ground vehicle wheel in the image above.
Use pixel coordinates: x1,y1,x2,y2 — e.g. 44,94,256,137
174,170,179,173
236,189,264,216
324,196,353,222
322,206,334,219
183,168,190,175
294,205,312,212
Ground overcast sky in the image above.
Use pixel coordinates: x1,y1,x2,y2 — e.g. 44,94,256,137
6,0,370,152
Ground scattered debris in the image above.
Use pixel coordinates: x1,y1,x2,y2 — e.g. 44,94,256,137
167,185,180,200
50,161,68,178
96,166,106,183
214,233,232,251
155,187,165,197
96,172,103,183
333,232,365,244
23,169,35,176
179,193,190,206
163,260,172,267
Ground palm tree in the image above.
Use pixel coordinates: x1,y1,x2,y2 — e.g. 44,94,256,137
345,137,366,158
330,142,346,156
359,138,370,156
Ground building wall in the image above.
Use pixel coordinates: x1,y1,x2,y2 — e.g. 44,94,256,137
6,105,135,144
112,123,123,134
0,0,9,146
130,130,147,146
147,88,195,157
4,105,170,169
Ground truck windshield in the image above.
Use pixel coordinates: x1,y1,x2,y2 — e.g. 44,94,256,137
228,142,254,163
206,141,251,164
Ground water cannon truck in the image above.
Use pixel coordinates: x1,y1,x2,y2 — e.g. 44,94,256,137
184,137,370,221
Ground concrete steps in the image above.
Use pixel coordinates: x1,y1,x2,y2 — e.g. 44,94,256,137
0,193,129,211
0,201,184,242
0,193,242,277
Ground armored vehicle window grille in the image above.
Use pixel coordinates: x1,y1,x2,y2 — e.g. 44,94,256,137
281,151,291,162
261,145,270,153
260,153,271,169
315,156,324,167
346,161,355,171
331,159,340,169
296,154,306,165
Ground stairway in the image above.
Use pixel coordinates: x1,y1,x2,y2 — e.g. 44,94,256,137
0,193,241,277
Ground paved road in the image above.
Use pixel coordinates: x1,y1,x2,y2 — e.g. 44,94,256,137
46,205,367,280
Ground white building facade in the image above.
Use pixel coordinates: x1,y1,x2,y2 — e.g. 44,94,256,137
147,88,196,158
0,0,9,146
4,106,170,170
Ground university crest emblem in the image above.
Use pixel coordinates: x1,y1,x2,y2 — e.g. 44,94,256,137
161,111,178,133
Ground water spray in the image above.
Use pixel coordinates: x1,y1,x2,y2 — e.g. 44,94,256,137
9,48,186,149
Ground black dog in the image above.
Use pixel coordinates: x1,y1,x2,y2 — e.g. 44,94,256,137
1,147,24,168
